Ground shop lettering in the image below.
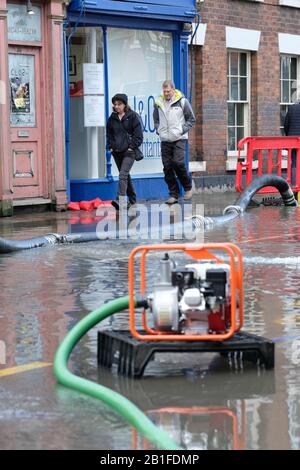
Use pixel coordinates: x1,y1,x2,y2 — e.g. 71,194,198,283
8,27,37,36
10,68,27,78
133,95,161,159
141,139,161,159
7,4,41,42
133,95,156,133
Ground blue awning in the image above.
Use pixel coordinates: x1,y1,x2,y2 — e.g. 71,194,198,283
68,0,197,23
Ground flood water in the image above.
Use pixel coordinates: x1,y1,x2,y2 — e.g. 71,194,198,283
0,194,300,450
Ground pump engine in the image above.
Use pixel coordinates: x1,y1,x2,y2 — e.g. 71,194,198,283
128,243,243,341
148,254,232,335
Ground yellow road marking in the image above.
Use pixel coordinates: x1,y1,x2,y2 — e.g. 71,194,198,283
0,362,52,378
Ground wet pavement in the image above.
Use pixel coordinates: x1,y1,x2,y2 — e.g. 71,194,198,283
0,193,300,450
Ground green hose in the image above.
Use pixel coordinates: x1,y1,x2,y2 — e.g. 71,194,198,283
53,295,182,450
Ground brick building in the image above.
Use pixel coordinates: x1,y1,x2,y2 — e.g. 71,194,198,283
190,0,300,179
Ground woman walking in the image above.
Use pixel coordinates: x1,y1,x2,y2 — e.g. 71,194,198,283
106,94,143,210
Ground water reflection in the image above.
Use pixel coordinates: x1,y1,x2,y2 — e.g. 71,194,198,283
0,199,300,449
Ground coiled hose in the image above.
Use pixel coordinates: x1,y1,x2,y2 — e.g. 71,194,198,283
53,296,182,450
191,174,297,228
0,175,297,253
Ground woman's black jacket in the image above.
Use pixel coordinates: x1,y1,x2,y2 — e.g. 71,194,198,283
106,110,143,153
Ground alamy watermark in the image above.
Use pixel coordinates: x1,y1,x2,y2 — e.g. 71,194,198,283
95,200,204,242
0,340,6,365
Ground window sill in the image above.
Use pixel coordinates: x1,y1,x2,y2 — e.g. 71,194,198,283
279,0,300,8
189,161,207,172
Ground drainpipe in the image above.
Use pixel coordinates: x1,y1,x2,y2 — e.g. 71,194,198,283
103,26,113,181
63,27,70,199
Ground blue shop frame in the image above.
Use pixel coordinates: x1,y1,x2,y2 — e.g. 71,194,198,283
65,0,196,202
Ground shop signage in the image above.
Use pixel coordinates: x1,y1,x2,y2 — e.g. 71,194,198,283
84,95,105,127
83,63,104,127
7,3,41,43
83,63,104,95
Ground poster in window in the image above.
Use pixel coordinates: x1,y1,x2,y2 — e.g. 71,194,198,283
83,63,104,95
84,95,104,127
10,76,30,114
9,54,36,127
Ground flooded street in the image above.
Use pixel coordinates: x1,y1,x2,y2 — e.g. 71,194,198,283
1,194,300,450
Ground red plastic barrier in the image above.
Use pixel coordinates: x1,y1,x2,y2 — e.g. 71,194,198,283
68,202,81,211
68,199,113,212
92,198,102,208
79,200,95,211
236,136,300,194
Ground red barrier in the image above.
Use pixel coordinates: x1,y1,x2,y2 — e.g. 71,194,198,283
67,198,113,212
236,136,300,193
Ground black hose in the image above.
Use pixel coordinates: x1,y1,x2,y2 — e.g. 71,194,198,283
235,174,297,210
192,174,297,229
0,176,297,254
0,232,106,254
0,233,60,253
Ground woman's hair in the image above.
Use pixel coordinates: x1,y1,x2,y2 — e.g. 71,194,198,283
113,104,131,112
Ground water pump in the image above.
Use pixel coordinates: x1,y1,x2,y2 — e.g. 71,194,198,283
128,243,243,341
148,254,232,335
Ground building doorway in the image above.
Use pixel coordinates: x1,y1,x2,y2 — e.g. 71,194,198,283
8,45,46,200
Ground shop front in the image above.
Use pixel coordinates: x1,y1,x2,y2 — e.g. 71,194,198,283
0,0,67,216
66,0,196,202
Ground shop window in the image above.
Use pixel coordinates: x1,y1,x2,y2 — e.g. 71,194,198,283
107,28,172,177
227,51,250,156
9,54,36,127
68,27,105,179
280,55,299,135
68,27,173,180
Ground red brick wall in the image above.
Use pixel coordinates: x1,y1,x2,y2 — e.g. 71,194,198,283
189,0,300,174
189,46,203,161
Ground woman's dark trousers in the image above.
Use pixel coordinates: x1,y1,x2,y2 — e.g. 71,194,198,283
113,151,136,204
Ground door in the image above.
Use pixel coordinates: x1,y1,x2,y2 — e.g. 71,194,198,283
8,46,45,199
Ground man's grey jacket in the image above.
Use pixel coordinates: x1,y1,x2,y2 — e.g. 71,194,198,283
153,89,195,142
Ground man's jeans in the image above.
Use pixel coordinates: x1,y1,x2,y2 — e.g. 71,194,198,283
161,140,192,198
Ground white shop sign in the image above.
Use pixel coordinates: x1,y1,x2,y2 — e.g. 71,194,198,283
83,63,104,95
84,95,105,127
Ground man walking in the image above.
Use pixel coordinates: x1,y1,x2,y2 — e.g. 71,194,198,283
153,80,196,204
284,98,300,185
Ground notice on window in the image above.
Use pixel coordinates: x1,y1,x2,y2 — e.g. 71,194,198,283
83,63,104,95
9,53,36,127
84,95,104,127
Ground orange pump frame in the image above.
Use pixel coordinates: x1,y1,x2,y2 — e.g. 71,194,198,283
132,405,245,451
128,243,243,341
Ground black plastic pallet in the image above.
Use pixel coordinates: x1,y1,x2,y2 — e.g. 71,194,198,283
97,330,275,378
